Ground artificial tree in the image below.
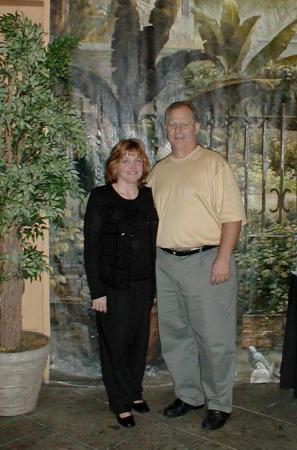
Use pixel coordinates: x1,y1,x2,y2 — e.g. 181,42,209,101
0,13,86,351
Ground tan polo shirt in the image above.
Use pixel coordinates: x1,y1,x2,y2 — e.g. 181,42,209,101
147,146,247,249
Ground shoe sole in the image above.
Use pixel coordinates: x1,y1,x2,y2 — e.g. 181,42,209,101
132,408,150,413
201,423,226,431
164,404,204,418
201,417,229,431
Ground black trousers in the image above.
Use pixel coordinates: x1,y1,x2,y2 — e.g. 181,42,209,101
96,279,154,414
280,272,297,396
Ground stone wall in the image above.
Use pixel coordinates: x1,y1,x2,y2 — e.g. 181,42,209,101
241,313,286,349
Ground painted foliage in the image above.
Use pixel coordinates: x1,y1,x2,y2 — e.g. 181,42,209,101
50,0,297,380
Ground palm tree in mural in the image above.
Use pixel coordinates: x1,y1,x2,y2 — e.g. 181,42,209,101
70,0,297,135
188,0,297,112
71,0,208,130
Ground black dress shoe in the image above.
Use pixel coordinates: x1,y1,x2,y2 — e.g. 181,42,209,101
201,410,230,430
116,413,135,428
132,400,150,413
163,398,204,418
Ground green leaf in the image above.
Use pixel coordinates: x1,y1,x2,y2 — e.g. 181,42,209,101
192,5,226,68
277,55,297,66
220,0,240,45
247,18,297,74
232,15,261,71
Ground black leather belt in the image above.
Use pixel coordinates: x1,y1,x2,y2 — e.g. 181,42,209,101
160,246,217,256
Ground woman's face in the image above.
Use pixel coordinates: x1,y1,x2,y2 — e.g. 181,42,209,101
116,151,143,185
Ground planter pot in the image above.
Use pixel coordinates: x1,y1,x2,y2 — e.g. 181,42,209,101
241,312,286,349
0,331,49,416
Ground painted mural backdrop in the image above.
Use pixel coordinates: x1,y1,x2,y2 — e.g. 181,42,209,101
49,0,297,381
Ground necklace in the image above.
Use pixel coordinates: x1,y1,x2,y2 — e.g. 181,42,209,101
113,185,138,200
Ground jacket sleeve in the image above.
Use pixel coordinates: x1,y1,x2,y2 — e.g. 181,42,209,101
83,189,106,300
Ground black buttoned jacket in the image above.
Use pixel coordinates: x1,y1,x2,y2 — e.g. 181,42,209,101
84,184,158,299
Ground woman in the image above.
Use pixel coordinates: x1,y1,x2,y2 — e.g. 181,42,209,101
84,138,158,428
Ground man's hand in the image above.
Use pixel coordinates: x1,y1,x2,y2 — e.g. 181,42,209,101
210,256,231,284
92,296,107,313
210,220,242,284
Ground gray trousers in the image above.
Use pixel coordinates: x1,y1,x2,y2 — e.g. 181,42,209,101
156,247,237,413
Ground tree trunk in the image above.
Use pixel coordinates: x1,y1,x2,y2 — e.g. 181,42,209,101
0,229,23,350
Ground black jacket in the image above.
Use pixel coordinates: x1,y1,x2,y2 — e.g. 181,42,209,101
84,184,158,299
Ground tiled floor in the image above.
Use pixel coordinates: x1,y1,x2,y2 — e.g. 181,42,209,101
0,376,296,450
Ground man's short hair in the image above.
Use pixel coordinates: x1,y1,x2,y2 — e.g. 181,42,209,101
165,101,199,123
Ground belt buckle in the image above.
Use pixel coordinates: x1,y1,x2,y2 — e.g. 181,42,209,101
172,250,177,255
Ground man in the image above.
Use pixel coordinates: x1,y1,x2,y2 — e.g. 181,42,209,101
148,101,246,431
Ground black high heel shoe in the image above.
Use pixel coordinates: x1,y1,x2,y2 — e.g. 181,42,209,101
116,413,135,428
132,400,150,413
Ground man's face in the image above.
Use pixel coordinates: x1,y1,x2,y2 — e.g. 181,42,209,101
165,106,199,154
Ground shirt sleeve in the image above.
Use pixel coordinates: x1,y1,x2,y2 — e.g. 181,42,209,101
83,189,106,300
215,161,247,225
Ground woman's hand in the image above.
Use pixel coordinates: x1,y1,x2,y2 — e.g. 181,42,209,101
92,296,107,313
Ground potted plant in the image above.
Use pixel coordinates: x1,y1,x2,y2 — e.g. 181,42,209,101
235,223,297,349
0,13,86,415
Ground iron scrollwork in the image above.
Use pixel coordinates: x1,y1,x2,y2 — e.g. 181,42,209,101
269,188,291,214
